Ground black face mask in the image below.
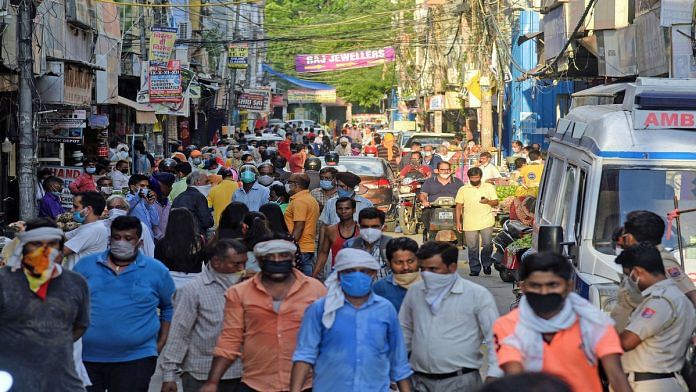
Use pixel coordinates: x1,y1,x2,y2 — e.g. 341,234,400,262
469,180,481,186
525,292,565,315
260,259,294,276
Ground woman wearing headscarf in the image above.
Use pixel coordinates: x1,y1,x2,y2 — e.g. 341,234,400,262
377,132,401,171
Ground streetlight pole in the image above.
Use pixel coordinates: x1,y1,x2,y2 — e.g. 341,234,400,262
18,0,36,219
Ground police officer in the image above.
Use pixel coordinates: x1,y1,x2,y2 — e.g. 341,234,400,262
616,244,695,392
611,210,696,332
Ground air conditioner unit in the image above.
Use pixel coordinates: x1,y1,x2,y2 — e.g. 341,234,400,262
66,0,93,30
177,22,190,40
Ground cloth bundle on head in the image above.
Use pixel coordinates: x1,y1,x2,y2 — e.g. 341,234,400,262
253,239,297,257
339,137,349,144
7,227,64,268
336,172,361,189
503,292,614,372
322,248,379,329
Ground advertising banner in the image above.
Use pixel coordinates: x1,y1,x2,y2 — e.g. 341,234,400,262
38,109,87,145
138,61,190,116
237,92,267,112
287,89,337,104
228,43,249,69
149,26,177,62
149,60,182,103
295,47,395,73
41,166,83,208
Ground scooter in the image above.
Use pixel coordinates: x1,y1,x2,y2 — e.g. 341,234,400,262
397,176,425,235
482,219,533,282
422,196,457,243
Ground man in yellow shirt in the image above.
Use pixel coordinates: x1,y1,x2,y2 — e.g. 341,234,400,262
519,150,544,188
284,173,320,276
455,167,499,276
208,169,238,226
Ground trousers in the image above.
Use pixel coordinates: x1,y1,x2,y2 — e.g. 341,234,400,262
181,373,240,392
626,373,688,392
412,371,481,392
84,356,157,392
464,227,493,274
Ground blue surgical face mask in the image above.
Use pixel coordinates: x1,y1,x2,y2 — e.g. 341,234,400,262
73,209,86,224
85,167,96,174
319,180,335,190
337,188,354,198
340,271,373,297
240,171,256,184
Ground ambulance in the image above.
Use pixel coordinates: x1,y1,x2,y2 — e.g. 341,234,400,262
534,77,696,311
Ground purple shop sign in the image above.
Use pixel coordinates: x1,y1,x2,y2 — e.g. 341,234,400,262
296,47,395,73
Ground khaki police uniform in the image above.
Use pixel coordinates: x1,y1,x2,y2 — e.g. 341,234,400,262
621,279,696,392
611,246,695,332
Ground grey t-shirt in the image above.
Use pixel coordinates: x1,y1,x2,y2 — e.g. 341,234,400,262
0,267,90,391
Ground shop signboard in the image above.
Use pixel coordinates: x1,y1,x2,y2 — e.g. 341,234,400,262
38,109,87,144
227,43,249,69
295,47,395,73
40,165,82,208
38,128,84,144
149,60,183,103
237,92,267,112
287,89,336,104
271,94,284,107
394,120,416,131
428,95,445,111
149,26,177,62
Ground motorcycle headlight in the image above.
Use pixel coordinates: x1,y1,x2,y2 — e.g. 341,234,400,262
399,185,412,193
590,283,619,314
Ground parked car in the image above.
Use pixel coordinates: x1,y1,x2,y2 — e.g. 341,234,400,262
268,118,285,127
286,119,322,132
319,155,399,225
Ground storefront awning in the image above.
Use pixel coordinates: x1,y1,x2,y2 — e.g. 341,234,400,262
117,96,157,124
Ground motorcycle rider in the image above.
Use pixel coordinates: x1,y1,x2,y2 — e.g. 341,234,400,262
419,161,464,242
399,151,432,179
304,157,322,191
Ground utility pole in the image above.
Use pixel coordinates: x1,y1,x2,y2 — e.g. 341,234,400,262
18,0,35,219
227,1,241,130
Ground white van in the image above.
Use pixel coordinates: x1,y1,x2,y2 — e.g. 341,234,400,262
534,77,696,311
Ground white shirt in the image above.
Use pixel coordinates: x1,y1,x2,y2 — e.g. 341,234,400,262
111,170,130,192
479,163,501,182
399,275,503,377
64,221,109,269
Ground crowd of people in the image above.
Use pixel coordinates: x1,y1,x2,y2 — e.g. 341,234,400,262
1,123,695,392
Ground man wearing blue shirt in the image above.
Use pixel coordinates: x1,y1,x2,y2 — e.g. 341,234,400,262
74,215,175,392
125,174,160,237
233,165,270,212
373,237,421,312
290,248,413,392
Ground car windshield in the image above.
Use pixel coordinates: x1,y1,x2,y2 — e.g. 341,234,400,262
324,159,385,176
593,167,696,257
406,136,455,147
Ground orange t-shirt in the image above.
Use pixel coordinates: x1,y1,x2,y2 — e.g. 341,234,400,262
493,308,623,392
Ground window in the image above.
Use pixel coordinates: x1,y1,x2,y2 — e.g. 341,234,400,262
559,165,578,231
539,156,565,223
593,167,696,255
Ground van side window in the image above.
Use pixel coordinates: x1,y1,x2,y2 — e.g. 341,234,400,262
540,157,565,223
559,165,578,231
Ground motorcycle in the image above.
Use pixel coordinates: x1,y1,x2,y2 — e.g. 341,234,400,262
482,219,533,283
397,175,425,235
422,197,457,243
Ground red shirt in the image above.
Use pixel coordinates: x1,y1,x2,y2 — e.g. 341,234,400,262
289,152,305,173
400,165,431,178
69,172,97,193
278,140,292,161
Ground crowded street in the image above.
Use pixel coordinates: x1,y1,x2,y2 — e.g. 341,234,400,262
2,0,696,391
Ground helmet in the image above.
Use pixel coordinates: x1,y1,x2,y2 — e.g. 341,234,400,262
304,157,321,171
273,156,287,169
324,152,339,166
158,158,178,173
364,145,378,156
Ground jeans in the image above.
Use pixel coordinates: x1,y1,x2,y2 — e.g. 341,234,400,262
181,373,239,392
464,227,493,274
298,252,315,276
85,356,157,392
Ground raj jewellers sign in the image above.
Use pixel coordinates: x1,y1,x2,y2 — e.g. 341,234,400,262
296,47,395,73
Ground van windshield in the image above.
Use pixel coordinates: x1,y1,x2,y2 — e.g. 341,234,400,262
593,167,696,257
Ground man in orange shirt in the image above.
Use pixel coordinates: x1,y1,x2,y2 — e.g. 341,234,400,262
200,237,326,392
493,252,631,392
285,173,320,276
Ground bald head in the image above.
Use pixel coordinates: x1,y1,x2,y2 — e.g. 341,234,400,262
289,173,310,190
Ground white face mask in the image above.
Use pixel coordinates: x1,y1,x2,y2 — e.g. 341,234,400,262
424,151,433,157
193,184,212,197
285,183,293,193
359,227,382,244
108,208,128,219
615,247,623,256
421,270,457,291
110,239,138,260
438,173,450,180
